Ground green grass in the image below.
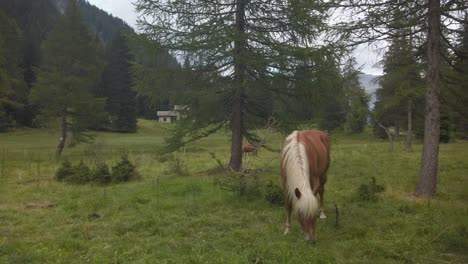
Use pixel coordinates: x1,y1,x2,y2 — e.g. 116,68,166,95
0,120,467,263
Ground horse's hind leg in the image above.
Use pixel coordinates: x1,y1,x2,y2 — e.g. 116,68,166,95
284,200,292,235
318,185,326,219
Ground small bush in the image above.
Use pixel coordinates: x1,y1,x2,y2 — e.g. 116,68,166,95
54,156,138,185
91,162,112,184
111,155,139,183
156,154,171,163
168,154,188,176
356,177,385,202
55,160,73,181
67,161,92,184
264,181,284,205
216,171,260,198
158,153,189,176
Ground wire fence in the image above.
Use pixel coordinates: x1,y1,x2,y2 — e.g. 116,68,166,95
0,146,167,183
1,141,466,183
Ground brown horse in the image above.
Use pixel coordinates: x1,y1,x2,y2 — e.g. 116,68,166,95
280,130,330,242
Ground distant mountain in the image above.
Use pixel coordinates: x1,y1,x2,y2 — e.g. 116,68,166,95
78,0,134,43
52,0,134,43
359,73,380,108
1,0,134,44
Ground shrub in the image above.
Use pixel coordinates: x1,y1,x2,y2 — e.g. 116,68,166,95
158,153,188,176
68,161,93,184
264,181,284,205
55,160,74,181
111,155,139,183
168,154,188,176
156,154,171,163
356,177,385,202
216,171,260,198
91,162,112,184
54,156,138,185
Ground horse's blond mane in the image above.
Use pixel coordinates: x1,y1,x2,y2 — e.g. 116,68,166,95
282,131,318,218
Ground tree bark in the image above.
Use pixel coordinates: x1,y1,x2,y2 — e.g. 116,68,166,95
56,106,67,156
229,0,247,171
416,0,441,197
406,98,413,151
229,94,243,171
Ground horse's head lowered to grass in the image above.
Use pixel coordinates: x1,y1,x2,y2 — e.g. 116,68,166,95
280,130,330,242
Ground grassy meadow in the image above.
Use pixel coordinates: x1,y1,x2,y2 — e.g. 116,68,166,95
0,119,467,263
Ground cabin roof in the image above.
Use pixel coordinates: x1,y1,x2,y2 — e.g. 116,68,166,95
157,111,177,117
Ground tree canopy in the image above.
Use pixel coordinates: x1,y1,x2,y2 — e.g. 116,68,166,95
135,0,343,170
30,0,105,155
333,0,467,196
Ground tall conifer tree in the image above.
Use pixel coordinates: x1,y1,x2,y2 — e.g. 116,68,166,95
99,32,137,132
135,0,341,170
334,0,467,197
30,0,104,155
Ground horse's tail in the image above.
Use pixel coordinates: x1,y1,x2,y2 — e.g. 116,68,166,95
282,131,319,219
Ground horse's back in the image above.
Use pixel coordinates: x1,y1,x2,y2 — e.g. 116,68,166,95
297,130,330,178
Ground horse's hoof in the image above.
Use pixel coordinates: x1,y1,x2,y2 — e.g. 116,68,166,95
320,213,327,219
306,239,316,246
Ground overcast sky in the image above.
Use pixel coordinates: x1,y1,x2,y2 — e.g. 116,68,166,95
87,0,383,76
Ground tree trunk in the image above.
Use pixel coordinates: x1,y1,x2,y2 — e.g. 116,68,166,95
229,94,243,171
406,98,413,151
416,0,441,197
56,107,67,156
229,0,247,171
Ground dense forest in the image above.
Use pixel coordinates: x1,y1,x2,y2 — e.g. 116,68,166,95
0,0,179,138
1,0,467,154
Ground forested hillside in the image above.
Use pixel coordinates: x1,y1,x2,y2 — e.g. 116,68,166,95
0,0,179,138
52,0,133,42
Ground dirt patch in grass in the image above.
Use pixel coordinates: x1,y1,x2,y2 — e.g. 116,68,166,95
24,201,56,209
17,178,52,186
384,188,425,203
0,201,56,210
384,187,466,207
0,203,21,209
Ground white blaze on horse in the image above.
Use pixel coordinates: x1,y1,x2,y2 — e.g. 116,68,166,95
280,130,330,242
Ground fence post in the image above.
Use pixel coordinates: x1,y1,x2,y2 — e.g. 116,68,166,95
1,149,5,178
36,161,41,185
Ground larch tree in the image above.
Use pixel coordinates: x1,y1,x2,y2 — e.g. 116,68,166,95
376,34,425,150
30,0,104,156
135,0,341,170
333,0,468,197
